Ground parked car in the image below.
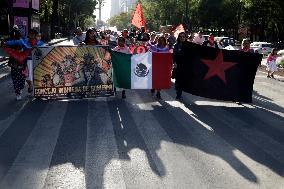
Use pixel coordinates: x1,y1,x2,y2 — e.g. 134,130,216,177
250,42,272,55
214,37,236,47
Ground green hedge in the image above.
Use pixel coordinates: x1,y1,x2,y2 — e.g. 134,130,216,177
278,60,284,68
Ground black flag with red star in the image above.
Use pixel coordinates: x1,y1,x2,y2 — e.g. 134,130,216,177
178,42,262,103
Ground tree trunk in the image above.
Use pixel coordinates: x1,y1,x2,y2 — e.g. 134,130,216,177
51,0,59,39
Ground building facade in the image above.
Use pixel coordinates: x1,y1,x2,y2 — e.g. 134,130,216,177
110,0,137,18
0,0,40,37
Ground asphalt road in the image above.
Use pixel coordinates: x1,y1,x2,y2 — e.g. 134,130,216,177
0,70,283,189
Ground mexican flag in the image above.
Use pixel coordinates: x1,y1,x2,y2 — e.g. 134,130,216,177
111,51,173,89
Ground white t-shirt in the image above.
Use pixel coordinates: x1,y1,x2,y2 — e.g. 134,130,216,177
72,33,86,45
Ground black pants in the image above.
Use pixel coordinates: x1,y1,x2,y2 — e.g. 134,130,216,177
175,68,182,97
11,67,26,95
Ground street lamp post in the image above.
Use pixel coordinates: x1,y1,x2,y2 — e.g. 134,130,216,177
97,0,103,21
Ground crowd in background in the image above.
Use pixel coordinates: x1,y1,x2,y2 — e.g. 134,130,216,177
0,25,280,101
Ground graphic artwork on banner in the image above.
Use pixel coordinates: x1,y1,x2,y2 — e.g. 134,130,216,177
33,46,114,99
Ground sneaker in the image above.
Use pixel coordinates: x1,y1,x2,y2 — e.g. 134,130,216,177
156,91,161,99
16,95,22,101
122,90,126,99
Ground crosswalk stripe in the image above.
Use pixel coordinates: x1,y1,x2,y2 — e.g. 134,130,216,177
0,101,67,189
162,91,284,187
125,90,207,189
201,103,284,165
85,100,126,189
0,100,48,181
42,101,88,189
107,98,167,189
0,99,30,138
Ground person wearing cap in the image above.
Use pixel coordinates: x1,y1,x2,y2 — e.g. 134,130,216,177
193,31,205,45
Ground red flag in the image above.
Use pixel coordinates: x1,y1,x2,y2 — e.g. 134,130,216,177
172,24,185,39
4,48,32,63
131,2,146,30
152,52,173,90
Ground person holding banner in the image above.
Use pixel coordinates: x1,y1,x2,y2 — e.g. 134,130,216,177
173,32,188,100
150,36,170,99
112,37,131,99
84,29,100,46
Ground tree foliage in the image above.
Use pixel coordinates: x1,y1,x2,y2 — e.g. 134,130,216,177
40,0,284,41
108,12,132,31
106,0,283,42
40,0,98,36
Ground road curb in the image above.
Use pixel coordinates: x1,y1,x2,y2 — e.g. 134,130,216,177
47,38,68,46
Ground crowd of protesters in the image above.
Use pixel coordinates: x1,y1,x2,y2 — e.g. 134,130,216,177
2,25,44,100
1,24,281,101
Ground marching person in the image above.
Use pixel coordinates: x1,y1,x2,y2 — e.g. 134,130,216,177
193,31,205,45
84,28,100,46
4,27,27,100
112,37,131,99
202,33,222,49
240,38,254,53
73,27,86,45
6,29,44,95
173,32,189,100
150,36,170,99
266,48,278,79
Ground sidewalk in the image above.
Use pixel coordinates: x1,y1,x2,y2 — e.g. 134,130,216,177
260,57,284,77
0,38,68,81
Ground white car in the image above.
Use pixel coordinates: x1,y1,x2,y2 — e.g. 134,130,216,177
250,42,272,55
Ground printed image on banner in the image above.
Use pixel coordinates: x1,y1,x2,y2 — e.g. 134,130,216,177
33,46,113,99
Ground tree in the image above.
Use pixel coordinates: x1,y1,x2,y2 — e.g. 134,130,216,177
40,0,98,38
108,12,132,31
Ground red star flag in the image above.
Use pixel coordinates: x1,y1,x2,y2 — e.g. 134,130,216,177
177,42,262,103
131,1,146,30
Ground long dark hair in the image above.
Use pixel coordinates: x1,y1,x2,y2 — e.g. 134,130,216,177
84,29,99,45
176,32,186,44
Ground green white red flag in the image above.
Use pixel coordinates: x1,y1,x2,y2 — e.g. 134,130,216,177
111,51,172,89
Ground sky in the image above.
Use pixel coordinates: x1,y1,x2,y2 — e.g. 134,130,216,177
94,0,111,22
